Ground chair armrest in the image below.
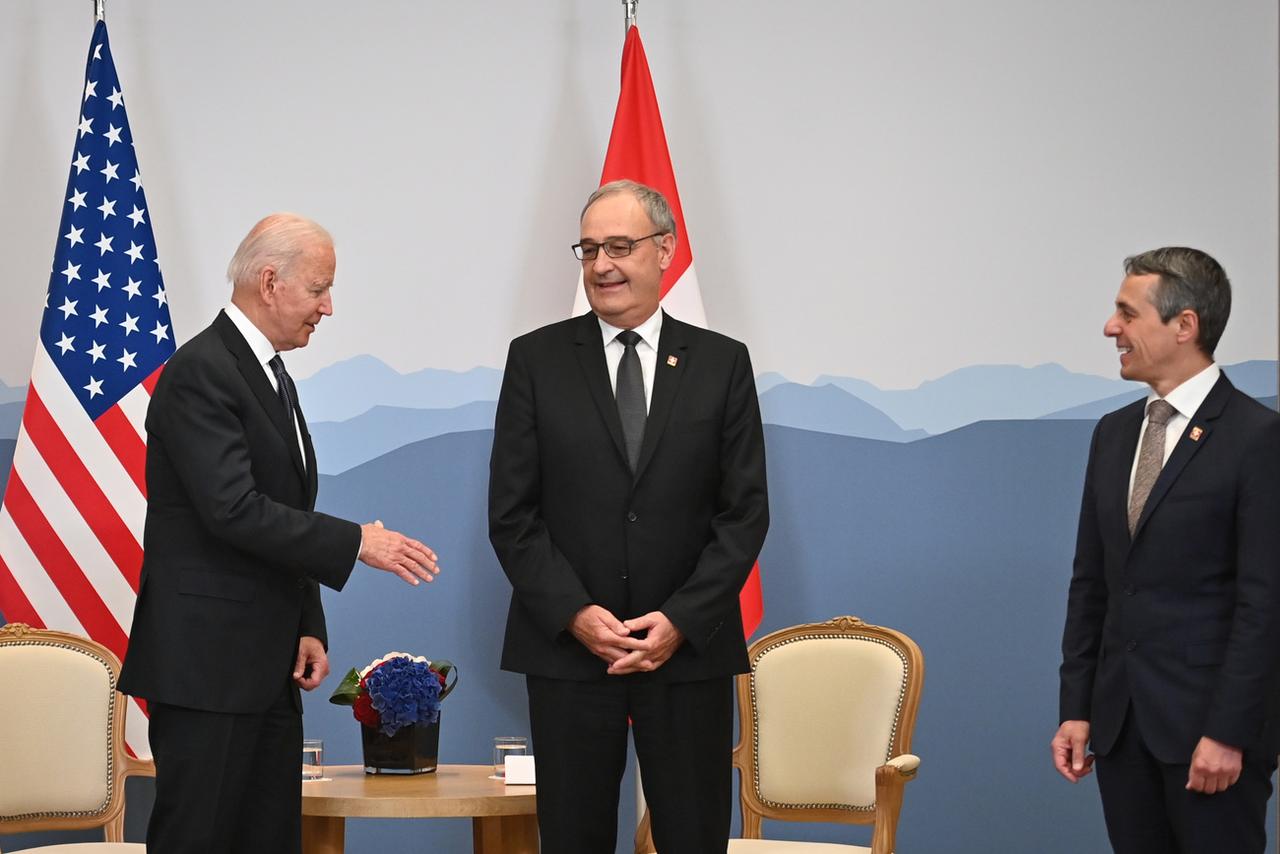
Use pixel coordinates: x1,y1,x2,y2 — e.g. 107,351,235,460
885,753,920,776
124,756,156,779
871,755,920,854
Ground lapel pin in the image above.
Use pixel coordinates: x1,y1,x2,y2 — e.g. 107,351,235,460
1189,426,1203,442
666,355,679,367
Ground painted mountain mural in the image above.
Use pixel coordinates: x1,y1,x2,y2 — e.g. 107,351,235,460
1,360,1275,852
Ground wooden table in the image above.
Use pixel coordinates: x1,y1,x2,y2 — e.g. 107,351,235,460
301,764,538,853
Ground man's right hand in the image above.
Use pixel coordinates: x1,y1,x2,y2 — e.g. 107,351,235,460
359,520,440,586
1051,720,1094,783
569,605,632,664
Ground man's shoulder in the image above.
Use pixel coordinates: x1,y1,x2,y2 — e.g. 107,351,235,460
158,315,237,383
1223,385,1280,425
661,312,749,355
506,314,592,355
1099,394,1147,424
1218,390,1280,461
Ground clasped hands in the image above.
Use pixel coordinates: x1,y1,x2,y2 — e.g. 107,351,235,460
570,604,683,675
359,519,440,586
1052,720,1243,794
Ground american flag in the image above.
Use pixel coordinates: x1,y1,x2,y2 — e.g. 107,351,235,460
0,19,172,758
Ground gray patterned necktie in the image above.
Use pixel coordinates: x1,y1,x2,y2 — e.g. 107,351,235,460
614,330,646,471
1128,399,1177,536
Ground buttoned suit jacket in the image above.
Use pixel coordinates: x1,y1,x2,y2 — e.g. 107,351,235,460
1060,373,1280,763
120,310,362,714
488,310,769,683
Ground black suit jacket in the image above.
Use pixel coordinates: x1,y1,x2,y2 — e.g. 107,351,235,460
119,311,361,713
1060,374,1280,762
488,311,769,683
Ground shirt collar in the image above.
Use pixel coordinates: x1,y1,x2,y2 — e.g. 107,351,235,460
224,302,279,369
1148,362,1220,420
598,308,663,350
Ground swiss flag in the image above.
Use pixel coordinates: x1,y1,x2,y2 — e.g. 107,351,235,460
573,25,764,638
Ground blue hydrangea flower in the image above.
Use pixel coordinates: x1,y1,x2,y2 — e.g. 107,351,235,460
364,655,444,736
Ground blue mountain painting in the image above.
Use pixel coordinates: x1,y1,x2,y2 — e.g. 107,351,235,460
2,358,1276,852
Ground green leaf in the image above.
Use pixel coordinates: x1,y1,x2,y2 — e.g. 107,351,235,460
328,667,362,705
432,659,459,700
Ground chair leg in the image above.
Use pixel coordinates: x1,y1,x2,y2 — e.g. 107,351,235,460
870,763,911,854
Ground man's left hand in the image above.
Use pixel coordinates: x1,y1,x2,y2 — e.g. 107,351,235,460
608,612,684,675
1186,736,1243,794
293,635,330,691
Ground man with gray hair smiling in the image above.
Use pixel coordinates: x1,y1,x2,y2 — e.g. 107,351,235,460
1054,246,1280,853
490,180,769,851
120,212,441,854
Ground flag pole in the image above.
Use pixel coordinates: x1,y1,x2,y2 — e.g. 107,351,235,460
94,0,105,22
617,5,646,840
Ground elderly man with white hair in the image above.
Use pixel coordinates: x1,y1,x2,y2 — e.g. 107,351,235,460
120,213,441,854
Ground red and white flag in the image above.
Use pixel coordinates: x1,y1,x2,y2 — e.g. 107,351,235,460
574,25,764,637
0,20,173,759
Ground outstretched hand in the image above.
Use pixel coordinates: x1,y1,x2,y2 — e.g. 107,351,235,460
359,520,440,586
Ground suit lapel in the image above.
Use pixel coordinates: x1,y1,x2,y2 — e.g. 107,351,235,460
1130,374,1232,541
214,311,307,482
634,311,689,482
572,313,629,467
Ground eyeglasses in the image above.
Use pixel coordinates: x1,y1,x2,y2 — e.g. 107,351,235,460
571,232,665,261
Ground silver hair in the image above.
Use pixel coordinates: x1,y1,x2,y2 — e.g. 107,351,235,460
581,179,677,239
226,213,333,288
1124,246,1231,357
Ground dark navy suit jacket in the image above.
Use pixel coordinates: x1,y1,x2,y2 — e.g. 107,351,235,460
1060,373,1280,762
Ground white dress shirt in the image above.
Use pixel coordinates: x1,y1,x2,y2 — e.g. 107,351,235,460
599,308,662,413
224,302,306,470
1126,362,1220,503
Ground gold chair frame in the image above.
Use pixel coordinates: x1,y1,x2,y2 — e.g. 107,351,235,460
0,622,154,849
635,615,923,853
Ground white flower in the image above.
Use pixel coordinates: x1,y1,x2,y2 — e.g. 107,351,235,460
359,651,433,678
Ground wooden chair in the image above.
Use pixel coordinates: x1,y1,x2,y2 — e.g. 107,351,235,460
731,615,923,852
636,616,923,853
0,623,154,852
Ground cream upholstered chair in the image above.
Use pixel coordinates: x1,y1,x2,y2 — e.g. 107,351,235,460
729,615,923,853
634,615,923,854
0,623,153,852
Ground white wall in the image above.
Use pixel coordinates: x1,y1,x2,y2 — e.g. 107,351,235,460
2,0,1274,390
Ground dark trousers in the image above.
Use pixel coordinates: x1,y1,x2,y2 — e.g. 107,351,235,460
526,674,734,854
146,680,302,854
1095,708,1275,854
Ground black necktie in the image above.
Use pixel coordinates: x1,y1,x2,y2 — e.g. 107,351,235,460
614,330,646,471
268,355,296,420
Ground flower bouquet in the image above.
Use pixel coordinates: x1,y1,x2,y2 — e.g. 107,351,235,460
330,651,457,774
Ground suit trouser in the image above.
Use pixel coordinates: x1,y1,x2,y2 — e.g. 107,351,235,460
527,674,734,854
146,679,302,854
1095,706,1275,854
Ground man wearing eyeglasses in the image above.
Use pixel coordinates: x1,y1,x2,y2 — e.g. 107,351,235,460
489,179,769,852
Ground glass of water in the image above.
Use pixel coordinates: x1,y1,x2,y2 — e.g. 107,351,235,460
302,738,324,781
493,736,528,779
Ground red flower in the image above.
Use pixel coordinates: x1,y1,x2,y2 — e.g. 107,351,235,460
353,690,379,727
